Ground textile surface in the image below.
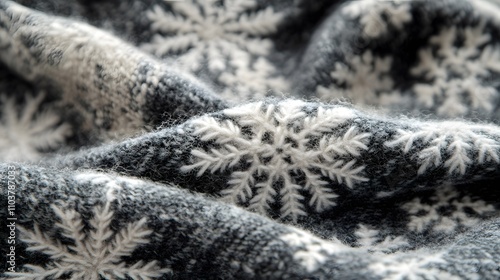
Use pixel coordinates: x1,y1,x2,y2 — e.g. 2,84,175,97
1,0,500,279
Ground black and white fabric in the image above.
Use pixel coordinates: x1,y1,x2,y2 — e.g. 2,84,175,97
1,0,500,279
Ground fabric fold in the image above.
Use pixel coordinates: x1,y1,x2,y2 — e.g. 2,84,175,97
3,163,499,279
0,0,226,142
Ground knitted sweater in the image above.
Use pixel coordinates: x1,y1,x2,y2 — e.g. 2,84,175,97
1,0,500,279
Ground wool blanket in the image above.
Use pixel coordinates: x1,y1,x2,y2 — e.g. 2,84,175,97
1,0,500,279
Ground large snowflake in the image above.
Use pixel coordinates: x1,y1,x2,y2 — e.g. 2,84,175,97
9,201,170,279
342,0,412,38
385,121,500,175
410,23,500,116
181,100,371,221
317,50,400,106
142,0,287,100
402,185,495,233
0,93,71,162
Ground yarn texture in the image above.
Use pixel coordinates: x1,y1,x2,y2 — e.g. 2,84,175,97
1,0,500,279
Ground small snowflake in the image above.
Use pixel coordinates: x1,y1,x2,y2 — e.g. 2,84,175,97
219,56,289,101
181,100,371,221
8,200,170,279
317,51,400,105
280,229,350,273
385,121,500,175
142,0,287,99
401,185,495,233
370,252,463,280
354,224,408,253
0,93,71,162
410,23,500,117
342,0,412,38
73,172,149,202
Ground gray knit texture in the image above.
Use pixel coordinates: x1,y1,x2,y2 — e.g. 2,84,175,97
1,0,500,279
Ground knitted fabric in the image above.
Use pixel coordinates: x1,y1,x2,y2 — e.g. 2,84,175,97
1,0,500,279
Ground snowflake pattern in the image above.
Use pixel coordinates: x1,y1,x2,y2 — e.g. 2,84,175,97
317,51,400,106
385,121,500,175
218,56,289,101
342,0,412,38
8,199,170,279
354,224,408,253
280,229,350,273
142,0,287,100
410,23,500,117
181,100,371,221
0,93,71,162
402,185,495,233
370,252,463,280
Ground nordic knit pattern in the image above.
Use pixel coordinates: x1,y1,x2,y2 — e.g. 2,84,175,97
1,0,500,279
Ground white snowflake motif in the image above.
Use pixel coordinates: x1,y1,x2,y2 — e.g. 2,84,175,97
142,0,287,100
8,201,171,279
181,100,371,221
370,252,463,280
342,0,412,38
0,93,71,162
354,224,408,253
385,121,500,175
402,185,496,233
410,23,500,117
73,172,149,202
280,229,350,273
219,56,289,101
317,51,400,106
